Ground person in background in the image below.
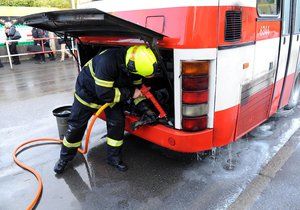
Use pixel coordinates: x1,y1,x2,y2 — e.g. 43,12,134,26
49,32,56,58
31,27,42,46
5,21,21,65
58,37,72,62
43,30,55,61
31,27,46,63
0,20,4,68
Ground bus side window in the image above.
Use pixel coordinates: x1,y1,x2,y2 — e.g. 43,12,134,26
257,0,280,16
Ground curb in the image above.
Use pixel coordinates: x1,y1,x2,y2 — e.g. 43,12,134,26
228,128,300,210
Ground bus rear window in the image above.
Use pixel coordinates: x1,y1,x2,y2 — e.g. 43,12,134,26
257,0,280,16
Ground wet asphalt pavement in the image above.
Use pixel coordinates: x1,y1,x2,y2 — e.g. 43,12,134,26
0,60,300,210
251,144,300,209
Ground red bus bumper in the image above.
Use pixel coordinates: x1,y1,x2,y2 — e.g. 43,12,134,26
124,115,213,153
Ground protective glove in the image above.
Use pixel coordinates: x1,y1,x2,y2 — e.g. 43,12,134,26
131,109,157,131
140,110,157,124
154,88,169,104
135,100,151,114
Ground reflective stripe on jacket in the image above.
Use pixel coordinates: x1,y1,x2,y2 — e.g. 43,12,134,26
75,48,143,108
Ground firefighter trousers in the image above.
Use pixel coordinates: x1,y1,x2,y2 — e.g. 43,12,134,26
59,97,125,164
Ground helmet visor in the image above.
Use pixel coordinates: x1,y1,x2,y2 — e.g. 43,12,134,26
146,62,160,78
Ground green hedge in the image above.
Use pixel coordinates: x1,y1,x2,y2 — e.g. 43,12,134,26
0,0,71,8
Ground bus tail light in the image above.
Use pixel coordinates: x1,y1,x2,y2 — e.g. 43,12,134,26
182,91,208,104
182,61,209,76
182,116,208,131
181,61,209,131
182,76,209,91
182,104,208,117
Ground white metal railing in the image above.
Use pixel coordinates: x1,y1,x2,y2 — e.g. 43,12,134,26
0,36,77,69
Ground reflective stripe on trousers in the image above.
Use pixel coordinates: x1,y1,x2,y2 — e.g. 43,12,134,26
107,137,123,147
63,137,81,148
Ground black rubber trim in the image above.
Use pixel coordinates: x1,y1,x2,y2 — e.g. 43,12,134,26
218,41,255,50
256,17,281,22
21,8,165,40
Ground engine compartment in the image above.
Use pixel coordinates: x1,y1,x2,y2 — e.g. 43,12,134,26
77,43,175,125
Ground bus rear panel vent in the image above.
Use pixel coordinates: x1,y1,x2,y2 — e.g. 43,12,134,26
225,10,242,42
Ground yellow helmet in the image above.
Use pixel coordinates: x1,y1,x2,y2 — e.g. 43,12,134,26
125,45,158,77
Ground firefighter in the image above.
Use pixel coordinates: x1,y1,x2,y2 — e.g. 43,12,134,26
54,45,158,174
4,22,21,65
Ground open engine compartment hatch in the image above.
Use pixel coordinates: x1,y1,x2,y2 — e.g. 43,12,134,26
21,8,165,40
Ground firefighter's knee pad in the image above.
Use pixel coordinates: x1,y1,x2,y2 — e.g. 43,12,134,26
64,124,86,143
106,118,125,139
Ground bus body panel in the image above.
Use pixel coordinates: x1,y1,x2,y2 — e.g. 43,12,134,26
214,44,255,146
269,35,292,116
76,1,300,152
279,34,300,107
80,6,219,49
173,48,217,129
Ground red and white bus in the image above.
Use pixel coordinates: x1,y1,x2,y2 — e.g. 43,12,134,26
22,0,300,153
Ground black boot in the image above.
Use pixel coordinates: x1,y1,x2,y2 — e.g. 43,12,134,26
12,57,21,65
54,145,77,174
54,159,69,174
107,159,128,172
106,145,128,172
